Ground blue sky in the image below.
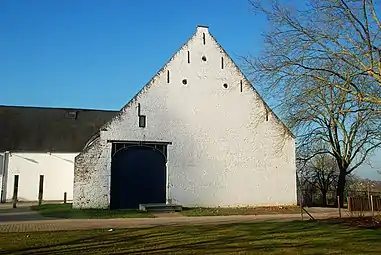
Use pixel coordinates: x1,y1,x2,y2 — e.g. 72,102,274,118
1,0,380,180
1,0,266,110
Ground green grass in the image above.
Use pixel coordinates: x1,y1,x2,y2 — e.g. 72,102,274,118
181,206,301,217
31,203,154,219
0,221,380,254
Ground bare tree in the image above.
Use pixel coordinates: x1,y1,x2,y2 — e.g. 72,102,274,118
247,0,381,106
270,72,380,206
246,0,381,206
299,153,339,206
347,175,381,193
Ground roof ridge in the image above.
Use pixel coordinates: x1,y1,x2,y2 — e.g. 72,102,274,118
0,105,119,112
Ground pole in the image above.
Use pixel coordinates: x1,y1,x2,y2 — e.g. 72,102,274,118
12,175,19,209
38,175,44,206
298,174,304,220
371,195,374,218
337,195,341,218
64,192,67,204
348,196,353,217
368,182,371,210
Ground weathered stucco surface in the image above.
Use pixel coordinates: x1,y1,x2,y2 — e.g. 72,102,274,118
73,139,111,208
73,26,297,209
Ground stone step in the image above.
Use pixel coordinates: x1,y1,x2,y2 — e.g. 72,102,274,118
139,203,182,212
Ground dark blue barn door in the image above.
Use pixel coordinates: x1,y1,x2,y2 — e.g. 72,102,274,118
110,143,167,209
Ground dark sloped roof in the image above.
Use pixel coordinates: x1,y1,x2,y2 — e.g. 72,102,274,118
0,105,118,152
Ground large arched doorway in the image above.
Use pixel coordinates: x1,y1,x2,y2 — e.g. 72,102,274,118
110,142,168,209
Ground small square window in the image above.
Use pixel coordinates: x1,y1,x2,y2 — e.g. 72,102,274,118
139,115,146,128
65,111,78,119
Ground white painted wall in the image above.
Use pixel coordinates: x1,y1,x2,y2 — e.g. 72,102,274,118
0,154,4,202
6,152,76,201
74,26,297,209
0,152,9,203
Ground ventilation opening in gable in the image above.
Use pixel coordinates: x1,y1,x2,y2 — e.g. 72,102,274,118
182,79,188,85
240,80,243,92
203,33,206,45
221,57,224,69
137,103,141,115
202,56,207,62
139,115,146,127
137,103,146,128
187,51,190,63
167,70,170,83
65,110,78,119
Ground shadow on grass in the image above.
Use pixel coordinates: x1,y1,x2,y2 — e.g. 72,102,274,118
0,206,50,222
0,221,380,255
30,203,153,219
181,206,301,217
320,216,381,229
0,212,47,222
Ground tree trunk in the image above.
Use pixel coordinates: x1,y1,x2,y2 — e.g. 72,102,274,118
336,170,346,207
321,190,327,207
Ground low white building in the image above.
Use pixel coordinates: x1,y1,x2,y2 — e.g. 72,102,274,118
0,106,116,203
73,26,297,209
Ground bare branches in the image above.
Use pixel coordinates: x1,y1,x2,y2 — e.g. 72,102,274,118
248,0,381,206
248,0,381,106
298,153,339,206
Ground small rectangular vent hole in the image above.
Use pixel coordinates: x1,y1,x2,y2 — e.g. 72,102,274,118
167,70,170,83
240,80,243,92
221,57,224,69
265,108,269,121
203,33,206,45
139,115,146,128
187,51,190,63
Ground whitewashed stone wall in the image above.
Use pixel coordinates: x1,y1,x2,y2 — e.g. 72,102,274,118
73,139,111,208
73,26,297,209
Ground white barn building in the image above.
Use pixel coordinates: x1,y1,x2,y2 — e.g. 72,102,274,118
73,25,297,209
0,106,116,203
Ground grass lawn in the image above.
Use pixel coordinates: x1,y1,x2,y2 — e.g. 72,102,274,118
31,203,154,219
181,206,301,217
0,221,380,254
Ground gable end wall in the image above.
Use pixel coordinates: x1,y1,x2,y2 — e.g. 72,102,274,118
73,26,297,209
